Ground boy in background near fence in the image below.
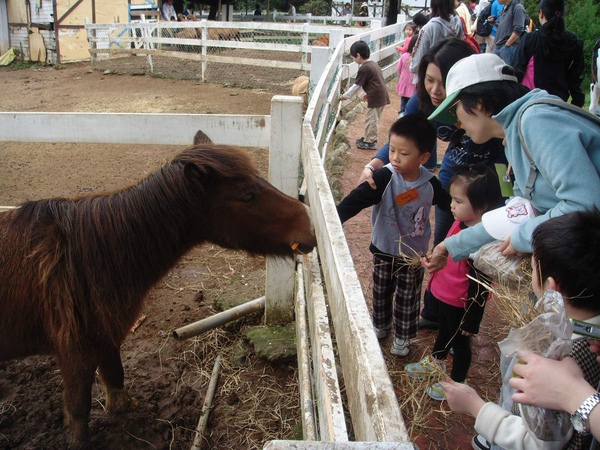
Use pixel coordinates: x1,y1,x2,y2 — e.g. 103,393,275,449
442,209,600,450
336,115,451,356
341,40,391,150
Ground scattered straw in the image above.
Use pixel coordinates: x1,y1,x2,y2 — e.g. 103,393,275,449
468,257,536,331
166,320,299,449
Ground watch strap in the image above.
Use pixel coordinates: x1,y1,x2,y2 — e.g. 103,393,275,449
572,392,600,434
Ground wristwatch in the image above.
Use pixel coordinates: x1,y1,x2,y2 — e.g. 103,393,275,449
571,392,600,434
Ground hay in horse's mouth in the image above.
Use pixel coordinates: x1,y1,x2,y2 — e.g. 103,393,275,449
293,243,314,255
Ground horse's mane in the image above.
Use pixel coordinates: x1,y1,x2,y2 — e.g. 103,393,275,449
12,144,258,350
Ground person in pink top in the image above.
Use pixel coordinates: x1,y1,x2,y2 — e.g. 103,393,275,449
404,165,503,400
396,22,418,53
396,35,418,117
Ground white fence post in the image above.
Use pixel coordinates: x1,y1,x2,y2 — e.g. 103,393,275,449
329,28,344,51
265,95,304,324
310,46,329,94
301,23,310,72
371,19,382,59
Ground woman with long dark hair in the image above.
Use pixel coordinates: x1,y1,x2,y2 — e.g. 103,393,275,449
512,0,585,106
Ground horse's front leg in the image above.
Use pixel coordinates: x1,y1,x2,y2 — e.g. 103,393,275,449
98,345,137,413
58,352,97,449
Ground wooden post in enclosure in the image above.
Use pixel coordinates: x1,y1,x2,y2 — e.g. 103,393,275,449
265,95,304,324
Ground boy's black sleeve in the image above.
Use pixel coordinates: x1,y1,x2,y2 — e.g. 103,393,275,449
429,176,451,212
336,168,391,223
460,264,492,335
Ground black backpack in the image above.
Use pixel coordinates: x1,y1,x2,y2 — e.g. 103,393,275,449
476,0,494,37
467,4,477,23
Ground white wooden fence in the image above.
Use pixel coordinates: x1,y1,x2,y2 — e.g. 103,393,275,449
1,18,416,448
84,20,366,85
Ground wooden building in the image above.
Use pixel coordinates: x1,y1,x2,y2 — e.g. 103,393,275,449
0,0,158,64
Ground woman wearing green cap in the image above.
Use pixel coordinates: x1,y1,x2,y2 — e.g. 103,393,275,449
422,52,600,273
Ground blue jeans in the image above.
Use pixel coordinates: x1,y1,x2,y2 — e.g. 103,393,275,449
400,96,410,113
493,43,518,66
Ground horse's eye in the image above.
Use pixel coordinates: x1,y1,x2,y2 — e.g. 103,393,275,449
240,193,254,203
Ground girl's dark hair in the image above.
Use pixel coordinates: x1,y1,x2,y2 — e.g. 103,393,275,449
532,209,600,313
458,66,530,116
407,35,418,54
416,38,475,114
430,0,456,21
412,11,430,27
448,165,503,214
539,0,565,36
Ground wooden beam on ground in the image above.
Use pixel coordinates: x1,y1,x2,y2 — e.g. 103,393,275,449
191,355,223,450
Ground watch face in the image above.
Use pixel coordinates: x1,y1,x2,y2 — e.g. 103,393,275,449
572,413,587,433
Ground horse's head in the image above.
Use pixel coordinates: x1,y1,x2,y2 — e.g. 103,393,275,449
176,145,317,257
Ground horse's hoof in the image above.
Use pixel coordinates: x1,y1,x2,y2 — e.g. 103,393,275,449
65,424,90,449
106,389,138,413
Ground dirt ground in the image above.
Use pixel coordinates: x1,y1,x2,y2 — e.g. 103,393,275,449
0,62,505,450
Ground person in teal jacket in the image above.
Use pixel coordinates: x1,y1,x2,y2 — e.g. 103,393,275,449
423,53,600,270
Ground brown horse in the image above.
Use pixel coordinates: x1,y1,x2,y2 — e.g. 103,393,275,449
0,144,316,448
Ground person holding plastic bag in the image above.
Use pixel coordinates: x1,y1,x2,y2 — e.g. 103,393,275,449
421,53,600,274
442,210,600,450
511,349,600,441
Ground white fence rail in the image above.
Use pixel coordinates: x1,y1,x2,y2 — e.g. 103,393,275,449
297,19,415,445
84,20,366,88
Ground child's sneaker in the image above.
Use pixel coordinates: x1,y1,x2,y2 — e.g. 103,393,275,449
404,356,446,379
471,434,491,450
427,381,468,401
390,338,410,356
356,137,377,150
426,382,446,401
373,323,392,339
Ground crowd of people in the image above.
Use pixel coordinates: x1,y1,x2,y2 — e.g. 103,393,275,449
337,0,600,447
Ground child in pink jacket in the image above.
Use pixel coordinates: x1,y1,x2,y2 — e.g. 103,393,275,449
396,35,417,117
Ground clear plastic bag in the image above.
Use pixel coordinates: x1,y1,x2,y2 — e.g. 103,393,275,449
470,240,529,289
497,290,573,441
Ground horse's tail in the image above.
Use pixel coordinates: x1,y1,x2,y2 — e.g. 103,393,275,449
15,200,91,353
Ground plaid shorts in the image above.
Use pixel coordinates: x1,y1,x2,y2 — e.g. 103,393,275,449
372,254,424,340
